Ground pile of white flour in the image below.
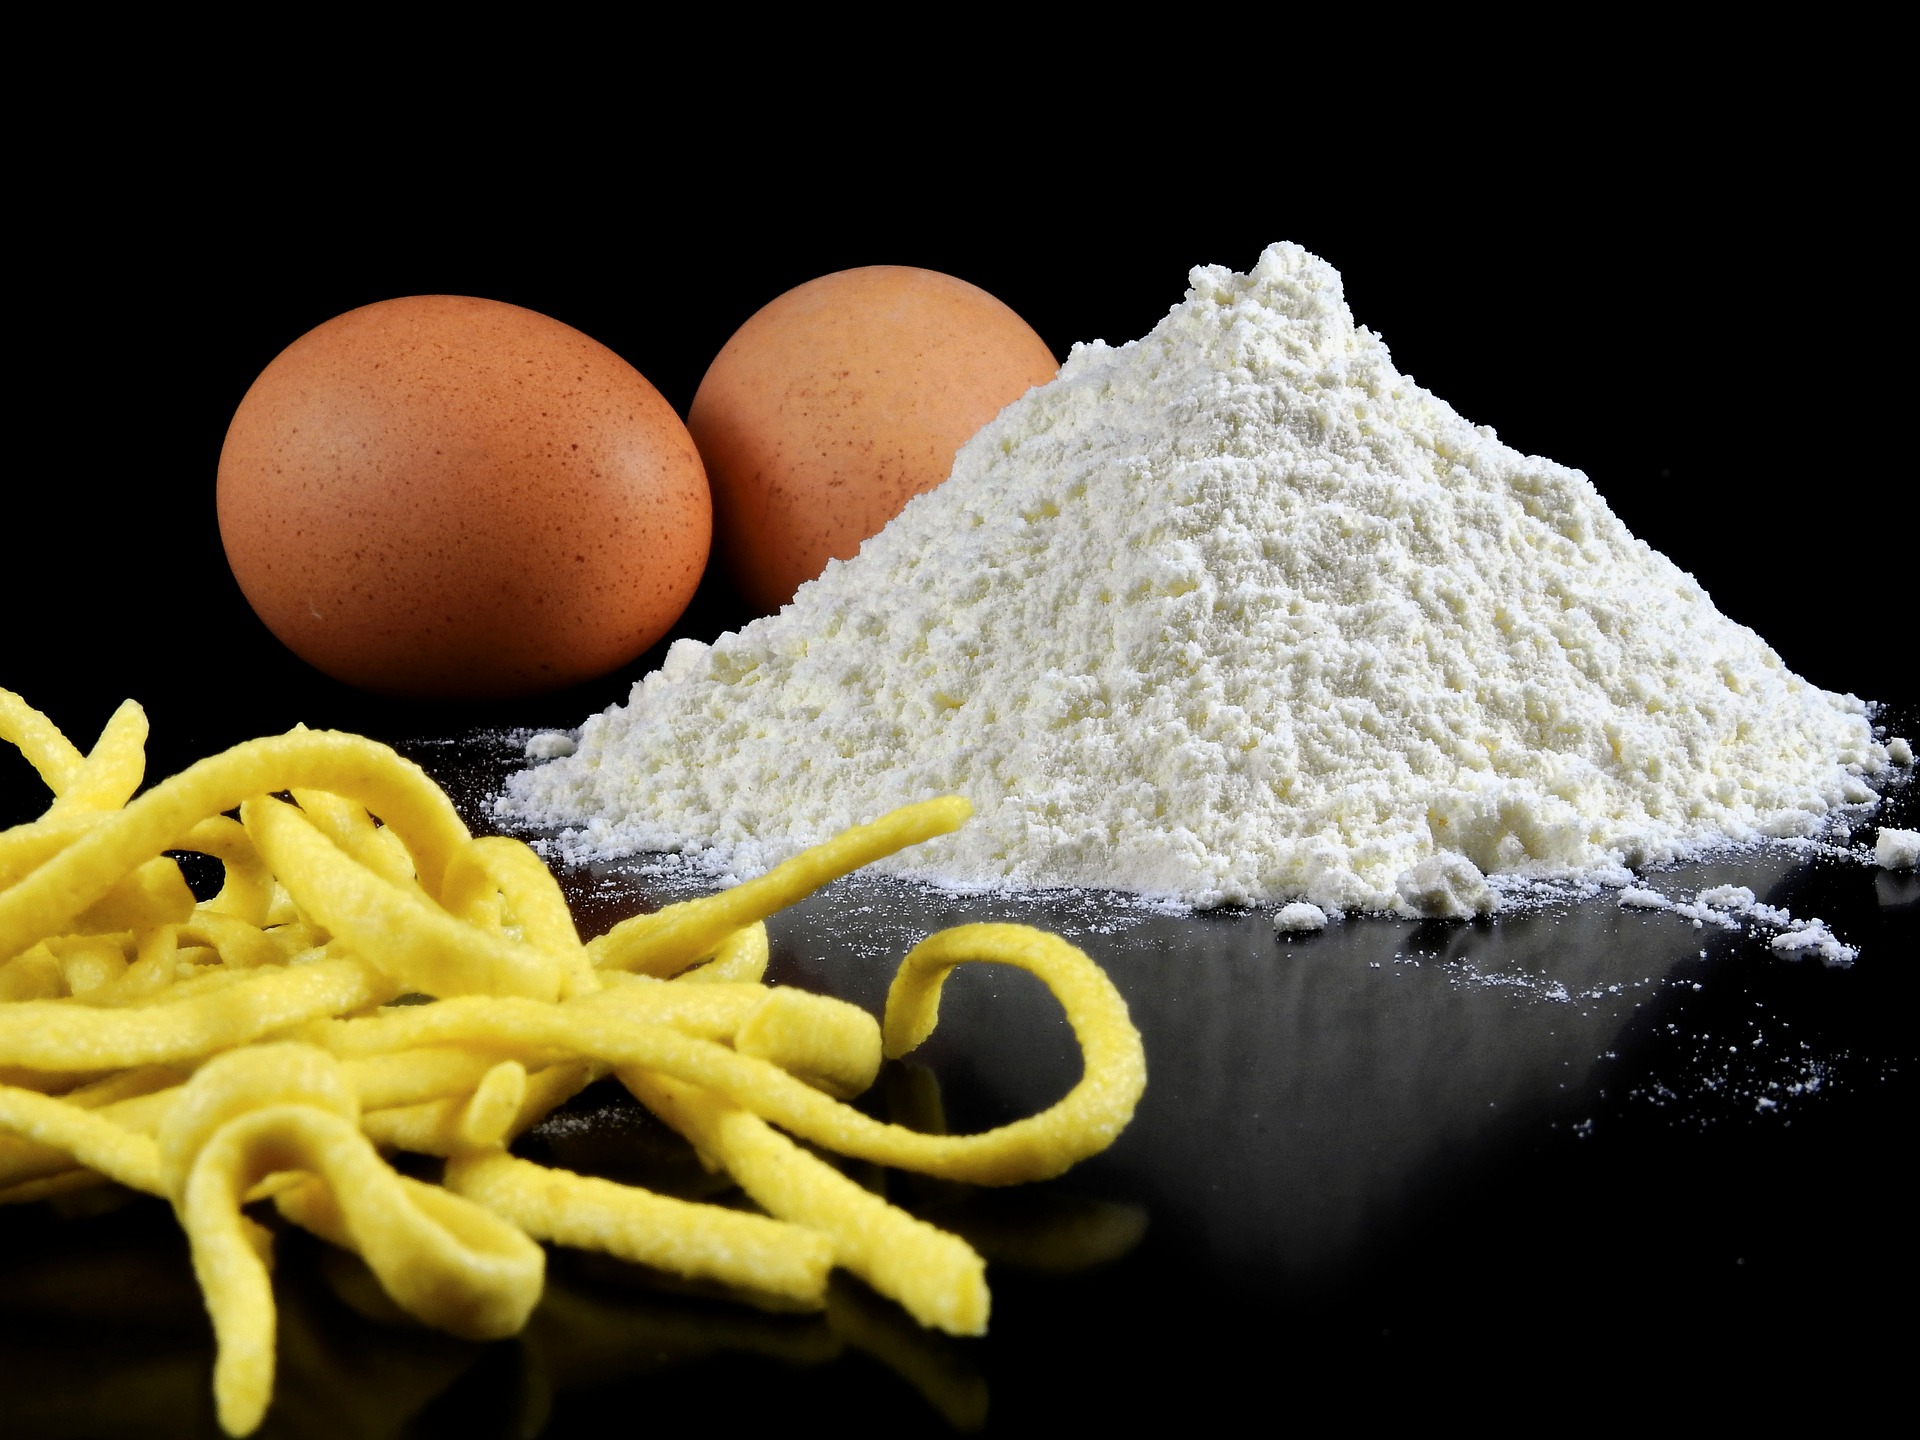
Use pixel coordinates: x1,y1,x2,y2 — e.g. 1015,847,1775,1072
501,243,1899,915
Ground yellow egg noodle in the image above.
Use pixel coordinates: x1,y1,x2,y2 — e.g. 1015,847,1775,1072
0,689,1147,1436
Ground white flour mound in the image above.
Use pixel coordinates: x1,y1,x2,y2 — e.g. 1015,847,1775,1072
500,242,1893,914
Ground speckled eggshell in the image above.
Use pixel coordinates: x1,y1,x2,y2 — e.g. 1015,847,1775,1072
217,295,710,698
688,266,1058,614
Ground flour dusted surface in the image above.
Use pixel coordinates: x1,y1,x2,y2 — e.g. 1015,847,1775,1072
501,243,1892,914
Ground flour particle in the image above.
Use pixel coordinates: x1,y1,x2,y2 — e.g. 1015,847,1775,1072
1274,901,1330,935
1878,828,1920,869
501,243,1895,914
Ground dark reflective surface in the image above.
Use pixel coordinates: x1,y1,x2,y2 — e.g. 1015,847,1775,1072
5,706,1914,1436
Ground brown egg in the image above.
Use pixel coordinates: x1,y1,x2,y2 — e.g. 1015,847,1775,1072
688,266,1058,613
217,295,710,699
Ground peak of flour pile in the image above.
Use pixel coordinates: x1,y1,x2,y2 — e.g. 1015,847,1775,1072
500,242,1891,914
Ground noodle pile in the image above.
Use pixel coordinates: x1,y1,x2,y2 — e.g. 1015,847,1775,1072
0,690,1145,1435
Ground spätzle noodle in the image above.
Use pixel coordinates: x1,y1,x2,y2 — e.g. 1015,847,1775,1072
0,1083,165,1194
584,796,971,976
444,1148,836,1307
0,727,471,960
0,959,398,1071
0,689,87,791
0,690,1145,1435
623,1069,991,1334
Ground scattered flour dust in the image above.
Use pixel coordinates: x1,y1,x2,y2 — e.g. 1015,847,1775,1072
1604,877,1860,966
500,242,1903,916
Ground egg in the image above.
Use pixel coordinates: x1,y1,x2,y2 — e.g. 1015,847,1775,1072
217,295,710,699
688,266,1058,613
